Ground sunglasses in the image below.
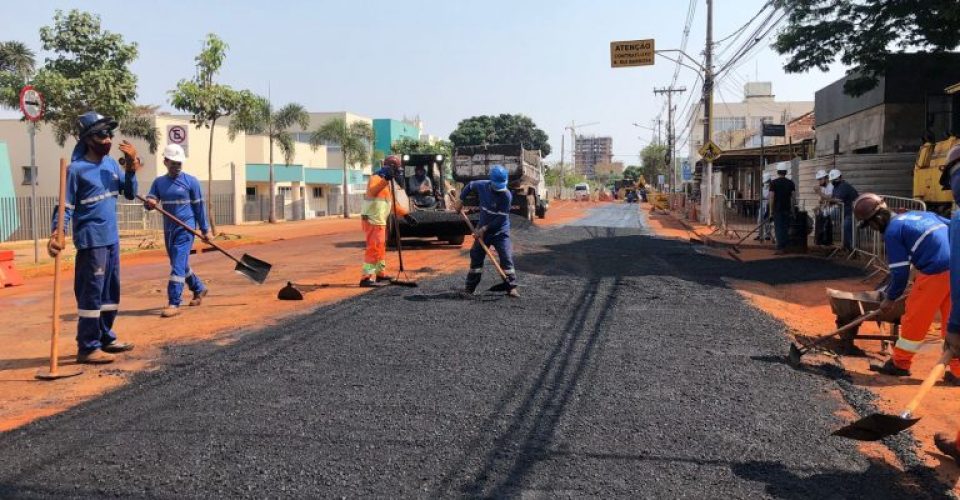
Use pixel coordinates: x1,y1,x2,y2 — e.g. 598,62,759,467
93,130,114,139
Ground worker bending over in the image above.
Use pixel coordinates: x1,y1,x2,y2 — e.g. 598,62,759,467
853,194,957,381
456,165,519,298
47,112,139,364
144,144,212,318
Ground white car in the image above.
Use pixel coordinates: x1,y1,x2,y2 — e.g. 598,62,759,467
573,183,590,201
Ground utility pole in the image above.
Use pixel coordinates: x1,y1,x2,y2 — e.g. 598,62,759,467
558,132,565,198
654,86,686,192
701,0,714,224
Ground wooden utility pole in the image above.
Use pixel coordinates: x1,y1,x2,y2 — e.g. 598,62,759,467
654,86,686,191
701,0,715,223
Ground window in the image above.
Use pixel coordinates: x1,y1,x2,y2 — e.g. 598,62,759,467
714,116,746,133
246,186,257,196
21,166,36,186
749,116,775,129
278,186,292,195
312,187,323,198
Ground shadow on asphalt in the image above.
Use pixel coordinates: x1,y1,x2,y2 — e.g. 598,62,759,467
731,460,952,498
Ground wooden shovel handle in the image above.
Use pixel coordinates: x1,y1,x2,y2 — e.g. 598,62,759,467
456,207,510,283
137,195,242,267
50,158,67,374
903,349,955,417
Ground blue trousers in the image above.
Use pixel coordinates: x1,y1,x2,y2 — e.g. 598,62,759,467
948,212,960,333
842,210,854,251
165,229,205,306
773,211,791,250
466,234,517,289
74,243,120,354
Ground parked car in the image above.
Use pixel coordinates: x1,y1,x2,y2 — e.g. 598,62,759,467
573,183,590,201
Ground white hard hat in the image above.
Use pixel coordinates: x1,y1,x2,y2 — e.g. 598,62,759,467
163,144,186,163
776,163,789,172
762,171,771,183
828,169,841,181
815,169,828,180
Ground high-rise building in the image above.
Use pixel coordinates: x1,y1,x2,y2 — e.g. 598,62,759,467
575,135,613,179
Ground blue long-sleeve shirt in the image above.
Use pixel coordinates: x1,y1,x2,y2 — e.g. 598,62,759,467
884,211,950,300
831,181,859,216
146,172,210,234
51,151,137,250
461,180,512,238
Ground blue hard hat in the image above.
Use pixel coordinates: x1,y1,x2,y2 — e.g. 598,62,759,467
490,164,508,191
77,111,118,138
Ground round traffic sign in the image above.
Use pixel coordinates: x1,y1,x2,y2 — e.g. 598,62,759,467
19,85,44,122
168,125,187,144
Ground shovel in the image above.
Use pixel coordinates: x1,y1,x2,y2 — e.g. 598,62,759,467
787,309,882,369
455,204,513,293
388,175,417,287
137,195,271,284
833,349,954,441
727,222,765,260
277,281,329,300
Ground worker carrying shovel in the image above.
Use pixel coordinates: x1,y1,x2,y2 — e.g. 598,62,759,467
852,193,959,382
143,144,212,318
453,165,519,298
359,155,413,287
46,112,139,364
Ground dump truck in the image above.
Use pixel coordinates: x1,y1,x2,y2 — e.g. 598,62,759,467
913,81,960,215
452,144,548,220
388,153,476,247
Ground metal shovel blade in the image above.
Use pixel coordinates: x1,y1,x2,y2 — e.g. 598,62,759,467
277,282,304,300
832,413,921,441
488,282,513,292
787,344,804,369
235,254,271,284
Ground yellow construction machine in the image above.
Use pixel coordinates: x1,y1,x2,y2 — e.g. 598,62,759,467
913,81,960,214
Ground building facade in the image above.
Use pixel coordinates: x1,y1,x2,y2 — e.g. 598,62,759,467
575,135,613,179
372,118,422,157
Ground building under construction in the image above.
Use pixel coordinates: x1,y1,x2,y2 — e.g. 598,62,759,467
575,135,613,179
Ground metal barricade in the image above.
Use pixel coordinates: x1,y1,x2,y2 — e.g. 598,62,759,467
117,201,163,249
849,195,927,277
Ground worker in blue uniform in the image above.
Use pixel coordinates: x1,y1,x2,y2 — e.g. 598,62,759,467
455,164,519,298
144,144,212,318
935,144,960,460
47,112,139,364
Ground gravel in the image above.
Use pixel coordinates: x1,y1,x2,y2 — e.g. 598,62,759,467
0,207,950,498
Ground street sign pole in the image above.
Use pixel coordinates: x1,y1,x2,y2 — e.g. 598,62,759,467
29,122,38,263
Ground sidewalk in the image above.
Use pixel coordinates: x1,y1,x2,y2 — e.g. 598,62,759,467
646,204,960,490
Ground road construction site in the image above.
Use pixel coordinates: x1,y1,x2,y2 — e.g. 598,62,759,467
1,200,958,497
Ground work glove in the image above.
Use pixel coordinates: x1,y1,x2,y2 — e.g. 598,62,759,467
47,232,64,258
118,141,141,173
376,167,394,181
877,298,896,315
403,214,419,227
946,331,960,359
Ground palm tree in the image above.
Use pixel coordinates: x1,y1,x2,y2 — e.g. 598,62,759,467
230,98,310,223
310,118,374,219
0,41,35,76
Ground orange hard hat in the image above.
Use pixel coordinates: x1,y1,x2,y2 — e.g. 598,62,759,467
383,155,402,168
853,193,885,226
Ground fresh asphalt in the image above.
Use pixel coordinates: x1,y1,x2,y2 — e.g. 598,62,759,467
0,203,950,498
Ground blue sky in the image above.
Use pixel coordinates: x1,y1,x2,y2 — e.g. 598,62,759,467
2,0,847,163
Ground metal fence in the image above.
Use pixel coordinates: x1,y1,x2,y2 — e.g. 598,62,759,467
326,192,363,216
243,194,286,223
711,195,765,239
1,194,236,244
849,195,926,277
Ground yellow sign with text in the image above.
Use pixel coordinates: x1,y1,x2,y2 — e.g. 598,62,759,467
610,39,655,68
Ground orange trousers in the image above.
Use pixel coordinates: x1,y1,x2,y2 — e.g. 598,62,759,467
891,271,960,376
361,220,387,279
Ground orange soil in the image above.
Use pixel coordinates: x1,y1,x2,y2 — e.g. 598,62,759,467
0,207,589,432
645,204,960,489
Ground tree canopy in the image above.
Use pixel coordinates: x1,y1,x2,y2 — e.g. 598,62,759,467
640,143,669,181
773,0,960,95
390,137,453,158
448,114,551,156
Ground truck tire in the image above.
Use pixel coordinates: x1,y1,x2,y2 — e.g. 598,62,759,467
525,195,535,222
535,195,546,219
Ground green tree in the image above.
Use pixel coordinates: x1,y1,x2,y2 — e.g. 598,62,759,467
622,165,643,182
773,0,960,96
390,137,453,158
310,118,374,219
449,114,551,156
170,33,259,232
0,41,35,110
1,10,158,149
230,98,309,223
640,143,668,182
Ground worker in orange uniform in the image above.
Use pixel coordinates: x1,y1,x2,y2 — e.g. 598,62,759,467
359,155,413,287
852,194,958,381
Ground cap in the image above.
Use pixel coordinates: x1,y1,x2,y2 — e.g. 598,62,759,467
163,144,186,163
490,164,508,191
77,111,118,139
776,163,789,172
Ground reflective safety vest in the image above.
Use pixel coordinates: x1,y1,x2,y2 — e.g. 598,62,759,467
361,175,408,225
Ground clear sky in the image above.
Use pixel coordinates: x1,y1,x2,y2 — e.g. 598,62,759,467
1,0,848,163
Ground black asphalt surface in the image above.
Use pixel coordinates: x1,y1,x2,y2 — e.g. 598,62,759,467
0,204,951,498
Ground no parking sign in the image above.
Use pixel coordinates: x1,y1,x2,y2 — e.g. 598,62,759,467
166,124,189,157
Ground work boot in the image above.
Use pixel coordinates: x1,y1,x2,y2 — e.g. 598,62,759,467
507,288,520,298
189,288,208,306
869,358,910,377
102,341,134,353
944,372,960,386
161,305,181,318
77,349,114,364
935,433,960,462
359,278,387,288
